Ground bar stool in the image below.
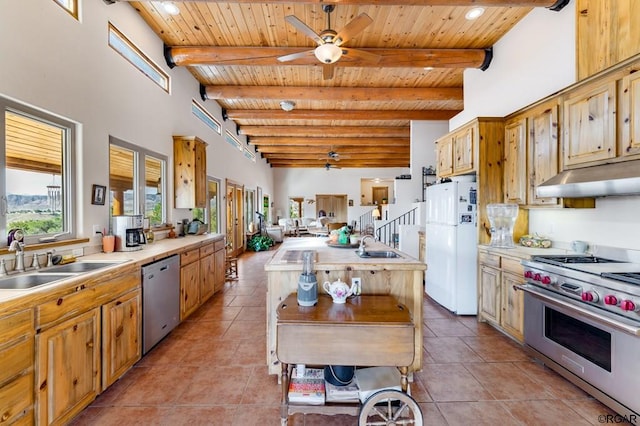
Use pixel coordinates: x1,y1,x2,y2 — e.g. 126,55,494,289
226,255,238,281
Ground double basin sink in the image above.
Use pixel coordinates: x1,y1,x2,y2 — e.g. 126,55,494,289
0,261,126,290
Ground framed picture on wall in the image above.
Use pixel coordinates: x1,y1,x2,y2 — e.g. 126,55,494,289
348,199,353,207
92,184,106,205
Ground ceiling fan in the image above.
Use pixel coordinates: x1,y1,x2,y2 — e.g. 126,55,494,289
319,150,350,161
278,5,380,79
324,162,341,170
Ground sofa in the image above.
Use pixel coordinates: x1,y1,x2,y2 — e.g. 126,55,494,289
265,225,284,242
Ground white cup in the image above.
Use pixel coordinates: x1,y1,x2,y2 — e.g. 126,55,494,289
571,240,589,254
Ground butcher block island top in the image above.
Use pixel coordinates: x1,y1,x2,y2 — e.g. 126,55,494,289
265,238,426,376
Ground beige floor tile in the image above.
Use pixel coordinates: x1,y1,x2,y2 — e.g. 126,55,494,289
416,363,494,402
464,362,554,400
424,336,484,363
502,399,593,426
437,400,522,425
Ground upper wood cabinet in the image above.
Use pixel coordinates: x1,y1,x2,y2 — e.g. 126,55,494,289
528,102,561,206
562,80,617,168
435,118,505,244
619,71,640,158
174,136,208,209
503,118,527,205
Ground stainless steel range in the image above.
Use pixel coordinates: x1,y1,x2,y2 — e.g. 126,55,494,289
520,254,640,422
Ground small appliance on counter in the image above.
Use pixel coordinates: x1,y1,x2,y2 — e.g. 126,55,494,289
297,250,318,306
112,215,146,252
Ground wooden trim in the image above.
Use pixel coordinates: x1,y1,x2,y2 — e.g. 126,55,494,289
239,125,409,137
225,109,458,121
114,0,562,6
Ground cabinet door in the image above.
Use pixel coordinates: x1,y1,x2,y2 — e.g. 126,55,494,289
563,81,617,167
436,137,453,177
478,265,500,325
528,103,560,206
500,271,525,342
504,118,527,204
194,140,207,207
102,289,141,390
453,127,474,174
620,71,640,158
180,261,200,320
37,308,101,426
199,252,216,303
174,136,207,209
214,244,226,293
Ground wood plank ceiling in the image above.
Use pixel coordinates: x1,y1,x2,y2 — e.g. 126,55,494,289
113,0,568,168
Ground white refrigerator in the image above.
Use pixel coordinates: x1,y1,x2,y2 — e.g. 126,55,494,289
424,181,478,314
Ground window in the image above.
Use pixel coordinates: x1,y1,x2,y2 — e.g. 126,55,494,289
192,101,221,134
289,197,303,218
192,177,220,234
108,23,170,92
54,0,78,19
1,97,76,247
109,137,167,229
245,189,255,232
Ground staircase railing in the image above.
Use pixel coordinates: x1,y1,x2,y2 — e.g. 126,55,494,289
358,209,376,235
375,207,418,248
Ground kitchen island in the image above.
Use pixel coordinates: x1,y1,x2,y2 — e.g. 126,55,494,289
264,238,426,376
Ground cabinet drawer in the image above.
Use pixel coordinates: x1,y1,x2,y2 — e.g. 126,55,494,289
0,371,34,425
0,337,33,386
181,247,200,266
214,239,226,252
200,242,214,257
502,257,524,275
36,271,140,330
0,309,33,346
478,252,500,268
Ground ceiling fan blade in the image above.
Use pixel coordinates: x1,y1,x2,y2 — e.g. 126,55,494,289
277,50,315,63
285,15,324,46
322,63,335,80
341,47,381,63
334,13,373,46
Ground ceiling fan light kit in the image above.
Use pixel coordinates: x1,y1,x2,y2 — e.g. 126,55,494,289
280,100,296,112
314,43,342,64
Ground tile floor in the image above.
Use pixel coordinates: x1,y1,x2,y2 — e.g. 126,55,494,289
71,246,623,425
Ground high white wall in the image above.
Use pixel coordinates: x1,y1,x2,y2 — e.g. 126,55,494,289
449,2,640,251
0,0,274,241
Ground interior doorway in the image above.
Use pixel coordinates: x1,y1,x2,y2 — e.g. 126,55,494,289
372,186,388,217
226,179,244,257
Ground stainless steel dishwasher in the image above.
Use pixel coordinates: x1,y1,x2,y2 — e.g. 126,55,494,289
142,254,180,354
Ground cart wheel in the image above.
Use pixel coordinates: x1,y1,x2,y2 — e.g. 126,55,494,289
358,389,423,426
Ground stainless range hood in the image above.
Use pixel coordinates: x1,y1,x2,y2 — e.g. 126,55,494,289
536,160,640,198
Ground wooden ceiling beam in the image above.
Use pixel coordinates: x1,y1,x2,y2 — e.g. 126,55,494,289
226,109,458,121
113,0,567,8
167,47,490,69
239,125,409,137
249,137,408,146
268,161,409,168
257,145,409,154
202,85,462,102
262,153,409,160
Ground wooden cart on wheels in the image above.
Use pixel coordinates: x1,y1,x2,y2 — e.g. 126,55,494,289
276,293,423,425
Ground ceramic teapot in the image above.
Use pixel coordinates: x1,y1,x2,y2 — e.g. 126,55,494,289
323,278,356,304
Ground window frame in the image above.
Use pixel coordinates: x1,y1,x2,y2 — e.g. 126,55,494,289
53,0,79,19
0,96,77,247
108,136,168,229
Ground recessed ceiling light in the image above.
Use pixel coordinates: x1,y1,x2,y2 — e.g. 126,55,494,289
423,66,434,71
465,7,485,20
162,2,180,16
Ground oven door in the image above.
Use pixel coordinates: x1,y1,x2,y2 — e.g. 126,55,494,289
522,285,640,414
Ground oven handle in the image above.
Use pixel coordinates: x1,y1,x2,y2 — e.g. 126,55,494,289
516,284,640,336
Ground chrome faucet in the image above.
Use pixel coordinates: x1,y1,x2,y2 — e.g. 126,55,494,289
0,259,7,276
358,235,374,255
9,240,25,272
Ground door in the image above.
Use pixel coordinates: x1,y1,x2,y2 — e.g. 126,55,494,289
226,179,244,257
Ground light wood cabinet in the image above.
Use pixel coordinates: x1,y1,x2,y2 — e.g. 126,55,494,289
180,247,201,320
174,135,208,209
102,289,141,390
503,118,527,205
37,308,101,426
435,118,505,245
199,242,216,303
315,194,347,222
527,102,561,206
562,80,617,168
214,238,226,293
0,308,34,425
477,249,524,342
619,71,640,159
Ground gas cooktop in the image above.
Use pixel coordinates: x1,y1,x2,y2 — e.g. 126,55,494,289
532,255,622,265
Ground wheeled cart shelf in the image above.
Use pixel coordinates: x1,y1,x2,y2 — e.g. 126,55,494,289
276,294,423,425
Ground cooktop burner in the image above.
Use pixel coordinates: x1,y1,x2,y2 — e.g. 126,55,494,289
601,272,640,286
532,255,621,265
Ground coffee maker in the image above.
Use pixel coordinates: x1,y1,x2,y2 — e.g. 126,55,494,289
112,215,146,252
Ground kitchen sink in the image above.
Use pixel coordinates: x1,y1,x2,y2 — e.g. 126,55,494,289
356,250,401,258
0,273,75,290
43,261,125,273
